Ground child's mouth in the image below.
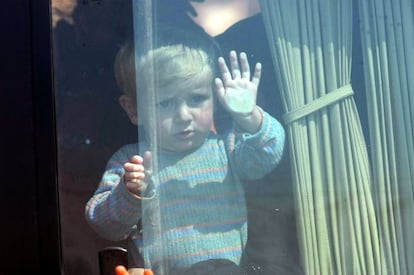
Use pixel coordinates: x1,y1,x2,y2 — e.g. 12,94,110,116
175,130,194,139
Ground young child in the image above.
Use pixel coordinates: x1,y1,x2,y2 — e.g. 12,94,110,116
85,36,285,273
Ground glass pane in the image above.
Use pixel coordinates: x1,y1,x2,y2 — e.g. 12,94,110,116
52,0,414,274
52,0,298,274
52,0,135,274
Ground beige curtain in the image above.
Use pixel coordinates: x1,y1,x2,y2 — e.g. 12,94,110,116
259,0,384,274
358,0,414,274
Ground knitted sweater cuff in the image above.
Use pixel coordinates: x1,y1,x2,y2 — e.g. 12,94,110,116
234,108,272,145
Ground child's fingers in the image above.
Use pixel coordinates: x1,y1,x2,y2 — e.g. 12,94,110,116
125,171,147,195
239,52,251,79
129,155,143,164
124,162,144,173
124,171,145,181
125,180,146,194
122,155,152,196
217,57,232,84
252,62,262,87
229,50,241,79
214,78,226,104
143,151,153,177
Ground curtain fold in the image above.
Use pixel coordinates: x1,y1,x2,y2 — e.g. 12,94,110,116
357,0,414,274
259,1,384,274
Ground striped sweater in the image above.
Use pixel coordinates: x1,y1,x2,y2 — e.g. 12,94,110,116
85,111,285,272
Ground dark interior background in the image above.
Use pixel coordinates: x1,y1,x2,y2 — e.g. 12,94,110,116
0,0,61,274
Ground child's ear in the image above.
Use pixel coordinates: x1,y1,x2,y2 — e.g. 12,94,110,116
119,95,139,125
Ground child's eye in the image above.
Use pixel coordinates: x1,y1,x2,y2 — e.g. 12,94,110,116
157,99,174,109
189,95,208,106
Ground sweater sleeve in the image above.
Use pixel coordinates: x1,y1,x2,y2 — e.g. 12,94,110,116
84,145,144,241
227,110,286,180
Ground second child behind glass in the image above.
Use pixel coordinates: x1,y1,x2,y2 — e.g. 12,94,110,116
85,30,286,273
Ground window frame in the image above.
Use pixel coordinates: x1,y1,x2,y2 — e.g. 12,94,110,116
0,0,61,273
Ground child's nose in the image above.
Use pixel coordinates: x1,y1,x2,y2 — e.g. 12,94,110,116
175,104,192,121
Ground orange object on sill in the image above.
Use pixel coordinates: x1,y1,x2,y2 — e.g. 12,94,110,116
115,265,154,275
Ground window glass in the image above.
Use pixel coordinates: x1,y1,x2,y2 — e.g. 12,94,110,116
52,0,136,273
51,1,300,274
51,0,414,275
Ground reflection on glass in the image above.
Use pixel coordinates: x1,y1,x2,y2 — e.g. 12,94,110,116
53,1,301,274
52,0,135,274
51,0,414,274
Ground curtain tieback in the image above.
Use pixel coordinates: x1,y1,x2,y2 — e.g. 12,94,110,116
283,84,354,125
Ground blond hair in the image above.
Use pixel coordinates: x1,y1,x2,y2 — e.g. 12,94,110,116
137,44,212,92
114,42,214,101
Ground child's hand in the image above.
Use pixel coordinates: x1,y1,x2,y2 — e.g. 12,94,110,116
215,51,262,117
123,151,152,197
215,51,263,133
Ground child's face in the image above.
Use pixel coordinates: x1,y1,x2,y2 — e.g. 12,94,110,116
140,70,214,153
